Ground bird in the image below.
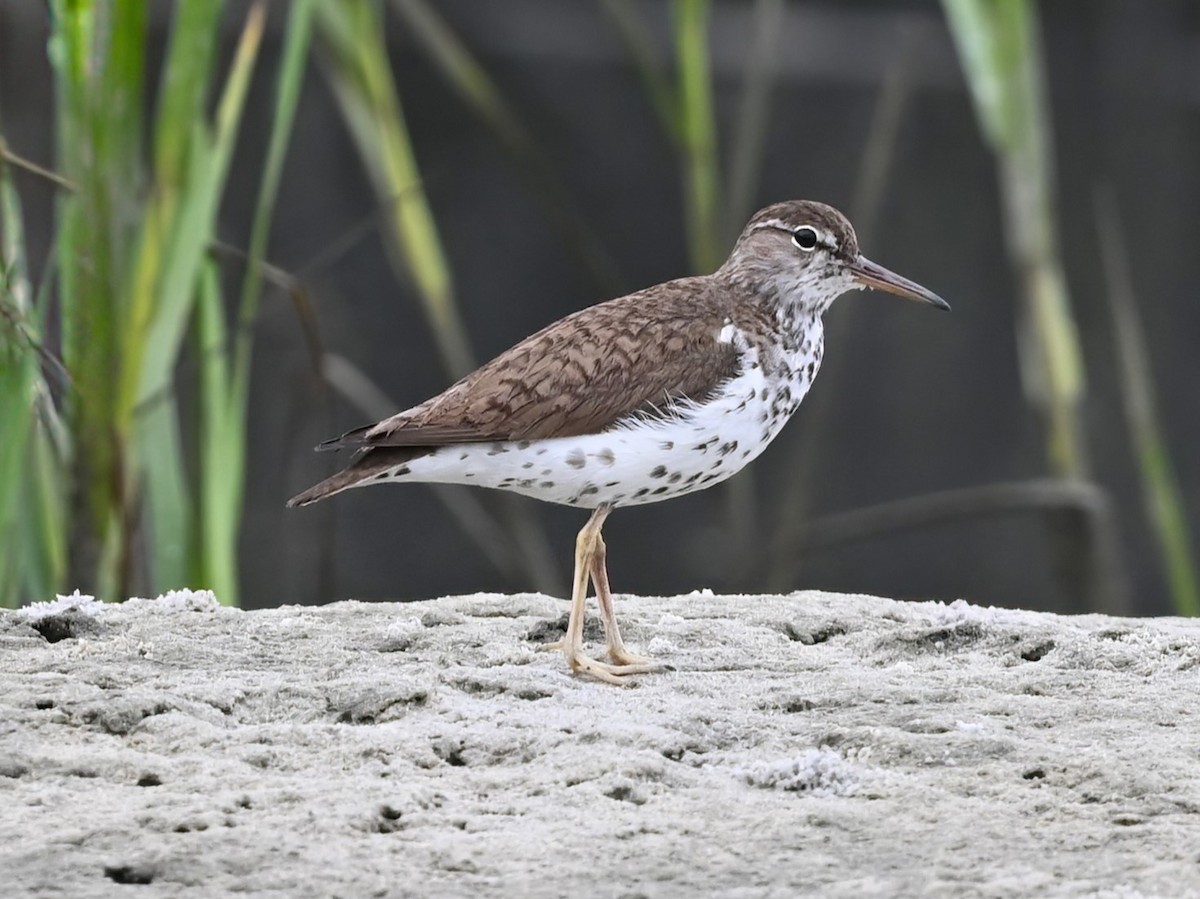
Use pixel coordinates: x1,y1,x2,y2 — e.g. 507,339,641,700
288,200,948,685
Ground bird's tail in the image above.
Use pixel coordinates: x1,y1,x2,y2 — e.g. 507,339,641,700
286,446,429,507
286,469,367,507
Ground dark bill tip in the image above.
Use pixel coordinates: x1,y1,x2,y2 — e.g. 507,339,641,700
850,255,950,312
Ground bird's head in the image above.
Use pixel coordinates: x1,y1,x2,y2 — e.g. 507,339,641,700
721,200,949,316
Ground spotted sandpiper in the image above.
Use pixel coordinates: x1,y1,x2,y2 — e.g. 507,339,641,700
289,200,948,684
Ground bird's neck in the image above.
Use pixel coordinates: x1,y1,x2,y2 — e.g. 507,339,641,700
718,261,836,323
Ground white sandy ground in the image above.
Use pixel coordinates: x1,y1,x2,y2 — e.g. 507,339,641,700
1,590,1198,899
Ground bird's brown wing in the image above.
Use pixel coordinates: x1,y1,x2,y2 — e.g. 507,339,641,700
321,278,742,451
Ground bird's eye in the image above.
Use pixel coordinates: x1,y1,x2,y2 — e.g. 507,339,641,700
792,226,819,251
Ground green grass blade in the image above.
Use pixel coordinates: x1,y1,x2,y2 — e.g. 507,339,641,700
389,0,621,291
196,260,238,605
50,0,121,588
22,427,68,604
942,0,1086,478
153,0,222,186
673,0,722,273
0,157,38,605
1095,188,1199,616
183,0,317,607
724,0,783,242
233,0,315,412
137,5,265,405
599,0,681,141
316,0,475,377
137,3,265,596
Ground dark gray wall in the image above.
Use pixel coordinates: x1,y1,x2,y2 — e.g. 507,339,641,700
3,1,1198,614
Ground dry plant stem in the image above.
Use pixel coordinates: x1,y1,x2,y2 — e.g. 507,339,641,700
766,31,921,591
723,0,785,244
943,0,1095,609
1094,187,1199,616
0,141,77,192
775,478,1128,614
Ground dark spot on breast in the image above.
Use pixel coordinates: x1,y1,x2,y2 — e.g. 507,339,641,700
652,486,669,495
580,485,599,496
460,452,470,461
668,472,682,483
634,488,650,498
710,461,723,470
650,465,667,479
660,441,674,451
686,473,702,484
518,479,534,489
719,441,737,456
517,440,531,450
566,450,587,469
595,448,615,466
701,473,720,483
465,472,476,478
540,481,555,488
375,473,390,481
487,443,509,456
536,448,547,455
760,388,768,401
605,481,620,488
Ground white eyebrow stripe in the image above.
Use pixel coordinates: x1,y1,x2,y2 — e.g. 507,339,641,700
756,219,839,250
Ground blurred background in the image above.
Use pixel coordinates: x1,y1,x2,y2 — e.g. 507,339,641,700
1,0,1197,617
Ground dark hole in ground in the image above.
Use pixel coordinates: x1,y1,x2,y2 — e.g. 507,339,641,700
1022,768,1046,780
136,774,162,787
1021,641,1055,662
525,614,603,644
104,865,155,885
604,784,645,804
434,740,468,767
907,622,985,652
375,804,405,833
31,616,82,643
782,622,846,645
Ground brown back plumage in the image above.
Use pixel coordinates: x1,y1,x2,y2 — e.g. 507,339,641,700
288,276,744,506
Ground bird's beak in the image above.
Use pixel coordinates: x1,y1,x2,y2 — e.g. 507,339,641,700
849,255,950,311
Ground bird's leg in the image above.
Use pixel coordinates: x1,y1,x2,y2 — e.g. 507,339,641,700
589,530,661,669
541,506,657,685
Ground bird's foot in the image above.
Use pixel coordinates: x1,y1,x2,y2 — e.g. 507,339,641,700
563,650,662,686
607,646,665,669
